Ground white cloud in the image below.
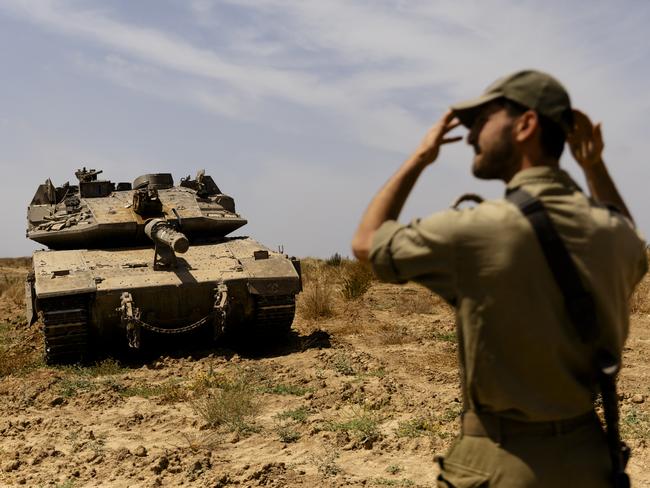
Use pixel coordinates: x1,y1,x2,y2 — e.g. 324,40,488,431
4,0,647,154
74,53,255,121
0,0,330,102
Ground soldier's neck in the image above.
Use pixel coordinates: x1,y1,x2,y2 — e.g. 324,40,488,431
503,156,560,183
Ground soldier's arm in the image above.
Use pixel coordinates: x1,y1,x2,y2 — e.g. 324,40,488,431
568,109,633,222
352,110,461,261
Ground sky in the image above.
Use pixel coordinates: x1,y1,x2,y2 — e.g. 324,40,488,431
0,0,649,258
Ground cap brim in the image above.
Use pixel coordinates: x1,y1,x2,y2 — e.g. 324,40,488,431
450,92,503,128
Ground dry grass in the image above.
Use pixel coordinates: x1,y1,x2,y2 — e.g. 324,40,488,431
340,260,374,300
297,260,336,320
365,323,413,346
325,252,343,267
298,278,335,319
0,257,31,268
630,271,650,315
0,257,31,307
0,323,42,377
325,407,384,444
0,347,40,377
0,274,26,306
191,367,261,433
621,406,650,441
297,257,377,320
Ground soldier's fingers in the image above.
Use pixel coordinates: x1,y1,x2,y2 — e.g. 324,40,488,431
571,111,593,139
440,109,456,125
572,109,593,129
594,122,603,141
444,119,462,132
441,136,462,145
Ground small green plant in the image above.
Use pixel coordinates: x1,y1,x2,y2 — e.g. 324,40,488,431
433,330,457,343
277,407,309,423
386,464,402,475
157,381,188,404
327,408,382,443
121,380,187,403
274,407,307,443
56,358,124,379
439,406,462,423
120,383,159,398
59,377,94,398
621,406,650,440
365,368,386,378
276,423,301,443
87,358,124,376
331,353,356,376
188,364,222,395
373,478,414,487
315,451,341,477
54,481,76,488
396,417,434,438
192,376,259,433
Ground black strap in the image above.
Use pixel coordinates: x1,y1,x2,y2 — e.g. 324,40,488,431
506,188,597,343
506,187,630,488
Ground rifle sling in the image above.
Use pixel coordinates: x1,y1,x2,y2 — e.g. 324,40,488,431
506,187,629,487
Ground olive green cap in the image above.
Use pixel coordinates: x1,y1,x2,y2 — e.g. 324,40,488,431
450,70,574,134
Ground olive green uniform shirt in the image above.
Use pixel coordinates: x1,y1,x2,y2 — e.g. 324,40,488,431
370,166,647,422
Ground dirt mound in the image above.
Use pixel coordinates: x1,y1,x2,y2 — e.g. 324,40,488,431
1,258,649,487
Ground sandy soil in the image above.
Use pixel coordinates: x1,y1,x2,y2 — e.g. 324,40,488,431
0,259,649,488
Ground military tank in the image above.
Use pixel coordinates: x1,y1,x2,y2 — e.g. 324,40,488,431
25,168,302,364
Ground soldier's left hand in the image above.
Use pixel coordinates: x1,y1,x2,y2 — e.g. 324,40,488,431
568,109,604,171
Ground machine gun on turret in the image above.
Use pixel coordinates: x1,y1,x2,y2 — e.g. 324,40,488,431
75,167,103,183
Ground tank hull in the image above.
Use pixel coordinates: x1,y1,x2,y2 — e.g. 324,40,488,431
31,238,301,363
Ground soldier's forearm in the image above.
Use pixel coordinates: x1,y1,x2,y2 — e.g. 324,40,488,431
352,156,427,261
583,160,633,222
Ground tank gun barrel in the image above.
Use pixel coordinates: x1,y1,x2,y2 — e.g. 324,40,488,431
144,218,189,253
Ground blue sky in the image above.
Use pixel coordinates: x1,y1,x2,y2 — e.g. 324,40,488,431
1,0,649,257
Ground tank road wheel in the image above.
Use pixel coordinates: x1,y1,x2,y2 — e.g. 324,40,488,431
39,296,90,365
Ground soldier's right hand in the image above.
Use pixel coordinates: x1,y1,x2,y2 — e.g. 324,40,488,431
411,110,462,168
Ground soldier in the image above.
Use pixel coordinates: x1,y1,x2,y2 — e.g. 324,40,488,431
352,70,647,486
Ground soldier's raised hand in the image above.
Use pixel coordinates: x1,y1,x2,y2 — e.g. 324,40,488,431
412,110,462,167
568,109,604,171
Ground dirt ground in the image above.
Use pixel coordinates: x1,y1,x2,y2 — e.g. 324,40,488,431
0,257,649,488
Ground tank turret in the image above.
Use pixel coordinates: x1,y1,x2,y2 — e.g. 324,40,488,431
27,169,247,250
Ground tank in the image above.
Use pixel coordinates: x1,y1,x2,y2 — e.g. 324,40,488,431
25,168,302,364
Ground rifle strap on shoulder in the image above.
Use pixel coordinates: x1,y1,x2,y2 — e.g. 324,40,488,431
506,187,630,488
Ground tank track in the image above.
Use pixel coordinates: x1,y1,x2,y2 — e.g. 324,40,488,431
40,295,90,364
252,294,296,331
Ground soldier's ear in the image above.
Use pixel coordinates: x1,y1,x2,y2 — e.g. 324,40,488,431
514,110,539,143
